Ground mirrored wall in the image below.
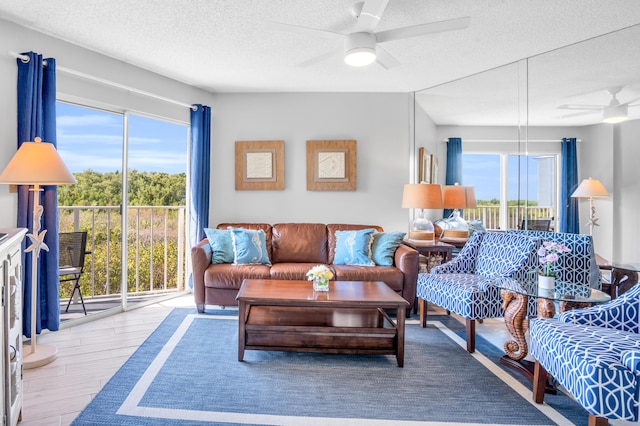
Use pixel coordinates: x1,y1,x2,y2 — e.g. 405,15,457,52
414,23,640,259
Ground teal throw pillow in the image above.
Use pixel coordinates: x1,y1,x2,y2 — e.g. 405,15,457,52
230,228,271,265
203,228,234,264
333,228,375,266
371,232,406,266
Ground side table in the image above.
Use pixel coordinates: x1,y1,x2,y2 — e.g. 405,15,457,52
596,255,639,299
402,239,455,313
493,277,610,393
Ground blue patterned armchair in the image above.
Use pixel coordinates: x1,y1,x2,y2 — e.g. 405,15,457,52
530,282,640,425
416,231,541,352
505,230,601,290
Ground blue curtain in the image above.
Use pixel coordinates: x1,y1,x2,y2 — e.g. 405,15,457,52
189,105,211,288
17,52,60,336
444,137,463,218
559,137,579,233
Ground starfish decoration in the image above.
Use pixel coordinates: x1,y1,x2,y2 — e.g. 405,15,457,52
24,204,49,255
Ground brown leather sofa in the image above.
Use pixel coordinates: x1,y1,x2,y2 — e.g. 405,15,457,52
191,223,419,313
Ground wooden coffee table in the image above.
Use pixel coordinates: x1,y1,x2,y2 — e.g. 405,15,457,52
236,279,409,367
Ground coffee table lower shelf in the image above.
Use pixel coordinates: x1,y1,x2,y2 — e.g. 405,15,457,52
239,306,403,366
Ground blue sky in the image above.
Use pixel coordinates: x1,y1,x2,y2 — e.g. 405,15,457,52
56,102,188,175
463,154,539,201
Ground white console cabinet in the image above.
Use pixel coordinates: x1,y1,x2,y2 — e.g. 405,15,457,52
0,229,26,426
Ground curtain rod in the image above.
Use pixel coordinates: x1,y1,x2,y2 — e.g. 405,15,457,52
443,139,582,143
8,51,197,111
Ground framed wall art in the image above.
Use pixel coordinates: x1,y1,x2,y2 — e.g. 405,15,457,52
235,140,284,190
306,140,357,191
418,147,432,184
430,155,439,184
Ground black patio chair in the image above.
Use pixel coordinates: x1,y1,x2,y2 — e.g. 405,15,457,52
59,231,89,315
520,219,551,231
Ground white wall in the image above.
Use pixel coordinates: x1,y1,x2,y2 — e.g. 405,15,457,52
614,120,640,264
209,92,412,233
0,18,214,228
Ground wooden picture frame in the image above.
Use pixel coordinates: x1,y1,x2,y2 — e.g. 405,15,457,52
418,147,432,184
235,140,284,190
306,140,357,191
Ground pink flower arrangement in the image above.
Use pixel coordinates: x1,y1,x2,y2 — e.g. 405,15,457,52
537,241,571,277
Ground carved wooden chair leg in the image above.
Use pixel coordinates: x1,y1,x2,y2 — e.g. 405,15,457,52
533,360,547,403
419,298,427,328
466,319,475,353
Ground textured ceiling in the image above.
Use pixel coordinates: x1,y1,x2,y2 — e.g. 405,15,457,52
1,0,639,125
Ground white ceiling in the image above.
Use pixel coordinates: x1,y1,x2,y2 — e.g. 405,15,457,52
1,0,639,126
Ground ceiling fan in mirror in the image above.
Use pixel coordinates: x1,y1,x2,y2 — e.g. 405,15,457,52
557,87,640,124
267,0,470,69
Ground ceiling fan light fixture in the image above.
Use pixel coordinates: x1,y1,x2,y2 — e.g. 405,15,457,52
344,47,376,66
602,104,628,124
344,32,376,66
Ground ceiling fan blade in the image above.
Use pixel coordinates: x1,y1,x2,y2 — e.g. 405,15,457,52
375,16,470,43
557,104,603,111
297,47,342,67
266,21,344,41
557,110,600,119
354,0,389,33
375,45,400,69
622,96,640,106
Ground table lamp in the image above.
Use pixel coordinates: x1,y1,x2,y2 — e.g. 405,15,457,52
401,183,443,241
441,183,475,238
571,177,609,235
0,137,77,368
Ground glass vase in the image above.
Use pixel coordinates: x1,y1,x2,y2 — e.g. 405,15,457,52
313,278,330,292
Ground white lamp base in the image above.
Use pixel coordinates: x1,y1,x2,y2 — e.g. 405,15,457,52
23,343,58,369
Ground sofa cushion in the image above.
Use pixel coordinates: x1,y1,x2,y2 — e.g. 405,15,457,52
270,263,329,281
272,223,328,264
204,264,271,289
332,265,404,291
333,228,376,266
328,224,383,264
203,228,234,264
217,223,273,257
230,229,271,265
371,232,405,266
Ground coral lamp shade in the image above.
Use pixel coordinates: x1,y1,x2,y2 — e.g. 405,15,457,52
571,177,609,198
401,184,443,209
0,137,76,185
442,184,467,209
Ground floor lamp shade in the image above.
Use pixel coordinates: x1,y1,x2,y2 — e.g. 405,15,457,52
571,177,609,235
0,138,76,185
402,183,443,241
0,137,76,369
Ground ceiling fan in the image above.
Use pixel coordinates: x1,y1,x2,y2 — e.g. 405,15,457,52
557,87,640,124
267,0,471,69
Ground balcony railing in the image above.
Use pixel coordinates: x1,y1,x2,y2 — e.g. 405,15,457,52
464,206,555,230
58,205,186,302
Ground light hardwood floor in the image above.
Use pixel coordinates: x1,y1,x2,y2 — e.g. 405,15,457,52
20,295,512,425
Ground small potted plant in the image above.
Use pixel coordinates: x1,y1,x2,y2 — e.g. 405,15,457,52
306,265,333,292
537,241,571,290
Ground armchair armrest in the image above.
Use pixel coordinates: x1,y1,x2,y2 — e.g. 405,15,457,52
558,297,638,333
622,350,640,374
191,239,212,310
394,244,419,310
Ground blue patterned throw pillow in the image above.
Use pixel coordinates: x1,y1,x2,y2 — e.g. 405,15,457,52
203,228,234,264
333,228,375,266
229,228,271,265
371,232,406,266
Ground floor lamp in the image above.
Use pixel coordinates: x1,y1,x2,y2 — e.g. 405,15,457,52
571,177,609,235
0,137,76,369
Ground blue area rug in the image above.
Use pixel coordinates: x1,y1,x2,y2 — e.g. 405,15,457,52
72,308,587,425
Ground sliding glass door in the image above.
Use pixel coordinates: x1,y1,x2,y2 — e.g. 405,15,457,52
57,102,188,321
